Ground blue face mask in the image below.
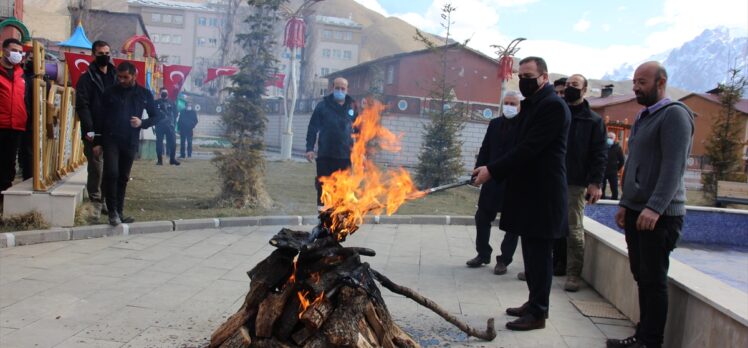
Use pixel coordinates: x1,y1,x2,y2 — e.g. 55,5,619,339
606,138,614,146
333,90,346,101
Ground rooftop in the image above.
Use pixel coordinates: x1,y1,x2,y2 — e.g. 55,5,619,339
680,92,748,114
587,94,637,108
127,0,216,11
314,15,363,29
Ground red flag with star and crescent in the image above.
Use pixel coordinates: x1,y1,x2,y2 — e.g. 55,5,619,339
203,66,239,84
64,52,93,87
162,64,192,101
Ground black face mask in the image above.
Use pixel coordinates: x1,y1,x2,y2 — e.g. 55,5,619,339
94,54,110,67
160,92,168,99
564,86,582,103
519,77,540,98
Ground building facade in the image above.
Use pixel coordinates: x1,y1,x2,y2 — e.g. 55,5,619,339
679,92,748,166
0,0,23,41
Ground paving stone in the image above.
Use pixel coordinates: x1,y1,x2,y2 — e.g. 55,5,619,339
12,228,71,246
122,326,210,348
126,221,174,235
173,218,219,231
54,336,125,348
218,216,259,227
77,305,162,342
0,317,94,348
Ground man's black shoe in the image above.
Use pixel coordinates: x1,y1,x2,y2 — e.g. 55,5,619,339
494,258,508,275
505,313,545,331
606,336,646,348
465,256,490,268
156,161,163,165
506,302,549,318
118,213,135,224
108,214,121,226
170,160,180,166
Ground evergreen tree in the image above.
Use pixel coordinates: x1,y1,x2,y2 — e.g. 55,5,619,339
212,0,287,208
414,3,466,188
701,68,748,203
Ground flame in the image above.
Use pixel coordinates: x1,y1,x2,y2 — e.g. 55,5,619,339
320,101,426,239
310,272,321,284
287,257,298,285
297,290,325,319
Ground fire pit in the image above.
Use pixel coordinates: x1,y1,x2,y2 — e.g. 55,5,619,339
209,103,496,347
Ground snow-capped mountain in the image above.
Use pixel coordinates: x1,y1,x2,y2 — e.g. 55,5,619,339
603,27,748,93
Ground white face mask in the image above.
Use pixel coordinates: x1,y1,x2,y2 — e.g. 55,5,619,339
7,51,23,65
503,105,519,119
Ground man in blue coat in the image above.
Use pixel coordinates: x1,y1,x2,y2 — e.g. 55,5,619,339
473,56,570,331
305,77,358,210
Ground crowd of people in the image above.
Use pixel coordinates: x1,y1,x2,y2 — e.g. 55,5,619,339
305,58,694,348
0,39,199,225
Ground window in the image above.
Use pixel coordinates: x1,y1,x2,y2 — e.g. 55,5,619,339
161,34,171,43
386,65,394,84
322,30,332,39
172,35,182,44
208,38,218,47
198,17,207,26
334,31,343,40
343,50,352,60
320,88,326,96
151,13,161,22
209,18,218,26
152,34,160,43
163,14,172,23
344,31,352,41
197,37,207,47
322,48,330,58
174,15,183,24
332,49,341,59
321,67,330,76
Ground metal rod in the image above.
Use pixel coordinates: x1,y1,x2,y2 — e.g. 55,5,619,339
425,178,473,194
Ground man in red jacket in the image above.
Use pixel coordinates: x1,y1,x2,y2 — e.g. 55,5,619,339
0,38,27,195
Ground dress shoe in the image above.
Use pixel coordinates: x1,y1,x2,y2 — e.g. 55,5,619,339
506,302,530,317
493,258,507,275
565,276,581,292
466,256,490,268
505,313,545,331
517,271,526,281
606,336,647,348
120,216,135,224
108,214,121,226
170,159,181,166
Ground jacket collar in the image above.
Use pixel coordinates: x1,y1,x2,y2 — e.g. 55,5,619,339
525,82,555,104
325,93,352,109
568,99,593,119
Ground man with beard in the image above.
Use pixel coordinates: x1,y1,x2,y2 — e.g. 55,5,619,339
560,74,607,292
94,62,163,225
76,40,116,215
607,62,693,348
473,57,570,331
466,91,522,275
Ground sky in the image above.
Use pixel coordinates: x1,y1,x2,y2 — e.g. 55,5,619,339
352,0,748,79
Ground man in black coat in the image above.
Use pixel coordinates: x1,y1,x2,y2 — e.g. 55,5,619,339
76,40,116,213
178,101,198,158
154,88,179,165
305,77,358,210
560,74,608,292
473,56,570,331
466,91,522,276
602,132,625,199
94,62,163,225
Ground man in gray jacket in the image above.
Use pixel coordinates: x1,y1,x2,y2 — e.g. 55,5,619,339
607,62,694,348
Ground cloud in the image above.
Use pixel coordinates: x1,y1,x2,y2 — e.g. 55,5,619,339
574,18,591,32
352,0,388,16
602,23,611,32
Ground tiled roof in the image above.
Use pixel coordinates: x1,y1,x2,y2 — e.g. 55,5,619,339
587,94,637,108
680,93,748,115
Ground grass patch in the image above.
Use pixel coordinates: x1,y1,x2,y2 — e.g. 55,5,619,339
0,211,50,232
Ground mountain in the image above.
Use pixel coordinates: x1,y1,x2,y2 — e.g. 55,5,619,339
603,27,748,93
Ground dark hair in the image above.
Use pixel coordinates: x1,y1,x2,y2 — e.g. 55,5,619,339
519,56,548,75
553,78,567,87
91,40,110,52
116,61,136,75
2,38,23,48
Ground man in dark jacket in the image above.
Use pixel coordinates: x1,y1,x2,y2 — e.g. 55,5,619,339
602,132,625,199
76,40,116,213
154,87,179,165
473,56,570,331
18,51,36,181
94,62,162,225
0,38,27,194
561,74,608,292
178,101,198,158
305,77,358,210
466,91,522,276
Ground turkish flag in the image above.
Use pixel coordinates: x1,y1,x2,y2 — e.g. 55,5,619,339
112,58,147,87
162,64,192,101
64,52,93,87
203,66,239,84
264,73,285,88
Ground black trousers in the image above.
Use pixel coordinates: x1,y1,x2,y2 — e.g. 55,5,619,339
315,157,351,207
602,173,619,199
179,130,193,158
521,236,554,319
624,209,682,348
553,237,567,272
155,126,177,161
474,208,519,265
0,129,22,193
103,140,136,217
18,127,33,180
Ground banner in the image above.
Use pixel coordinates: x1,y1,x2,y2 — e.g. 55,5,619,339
63,52,92,87
162,64,192,101
264,73,285,89
113,58,147,86
204,66,239,84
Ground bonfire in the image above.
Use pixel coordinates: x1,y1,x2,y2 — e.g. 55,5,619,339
210,102,495,347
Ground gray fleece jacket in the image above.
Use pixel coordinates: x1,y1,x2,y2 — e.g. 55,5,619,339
619,101,694,216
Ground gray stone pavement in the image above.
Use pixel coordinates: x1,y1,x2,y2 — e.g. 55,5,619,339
0,223,634,347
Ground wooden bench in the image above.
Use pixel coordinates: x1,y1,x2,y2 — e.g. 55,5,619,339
716,180,748,206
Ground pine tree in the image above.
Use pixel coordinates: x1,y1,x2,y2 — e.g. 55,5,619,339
212,0,287,208
414,3,466,188
701,68,748,203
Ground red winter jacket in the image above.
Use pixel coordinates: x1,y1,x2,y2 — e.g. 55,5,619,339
0,65,27,131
